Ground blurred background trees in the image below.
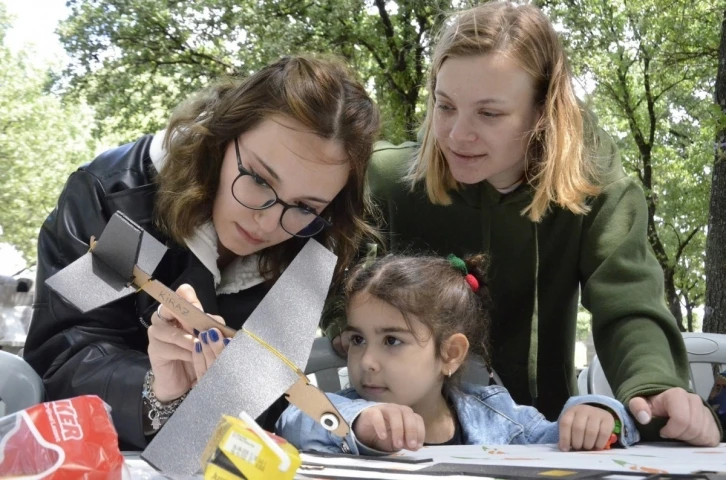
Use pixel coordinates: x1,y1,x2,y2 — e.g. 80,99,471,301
0,2,97,264
1,0,723,332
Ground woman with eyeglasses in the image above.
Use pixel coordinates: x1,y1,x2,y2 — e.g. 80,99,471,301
23,55,380,450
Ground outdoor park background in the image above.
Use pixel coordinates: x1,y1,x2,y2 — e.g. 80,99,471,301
1,0,725,368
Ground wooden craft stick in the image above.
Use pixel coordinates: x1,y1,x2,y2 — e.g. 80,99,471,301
242,328,350,437
285,375,350,437
112,245,348,437
132,265,237,338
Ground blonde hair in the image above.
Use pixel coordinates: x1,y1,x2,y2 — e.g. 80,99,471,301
408,1,600,222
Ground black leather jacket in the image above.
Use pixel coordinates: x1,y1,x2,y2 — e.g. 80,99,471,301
24,135,274,450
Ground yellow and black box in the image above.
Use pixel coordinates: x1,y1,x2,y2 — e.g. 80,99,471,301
201,415,301,480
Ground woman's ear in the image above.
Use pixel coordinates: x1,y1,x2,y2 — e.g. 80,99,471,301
440,333,470,376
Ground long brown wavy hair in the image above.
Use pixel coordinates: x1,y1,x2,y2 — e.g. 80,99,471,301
408,1,600,222
154,55,381,283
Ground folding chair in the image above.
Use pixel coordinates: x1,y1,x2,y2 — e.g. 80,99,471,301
577,367,589,395
0,349,45,415
682,332,726,400
587,332,726,400
304,336,348,392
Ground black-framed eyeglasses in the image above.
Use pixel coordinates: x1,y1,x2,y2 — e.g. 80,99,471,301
231,138,332,238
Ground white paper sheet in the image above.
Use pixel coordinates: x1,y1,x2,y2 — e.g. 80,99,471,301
395,442,726,475
125,442,726,479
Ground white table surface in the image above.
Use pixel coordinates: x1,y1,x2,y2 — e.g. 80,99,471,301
124,442,726,479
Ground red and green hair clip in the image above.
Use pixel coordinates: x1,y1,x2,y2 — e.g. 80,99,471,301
447,254,479,293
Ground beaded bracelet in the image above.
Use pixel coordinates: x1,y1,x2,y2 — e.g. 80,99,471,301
142,369,189,431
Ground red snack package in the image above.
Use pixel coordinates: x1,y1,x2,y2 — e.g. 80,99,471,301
0,395,124,479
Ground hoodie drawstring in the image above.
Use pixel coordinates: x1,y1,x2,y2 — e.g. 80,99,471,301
528,223,540,407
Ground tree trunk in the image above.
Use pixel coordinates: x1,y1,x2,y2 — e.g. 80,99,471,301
664,271,686,331
704,8,726,334
402,89,419,140
682,290,695,332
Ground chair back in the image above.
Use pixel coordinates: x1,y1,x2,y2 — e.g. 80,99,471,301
577,367,589,395
304,336,348,392
587,332,726,400
683,332,726,400
0,349,45,414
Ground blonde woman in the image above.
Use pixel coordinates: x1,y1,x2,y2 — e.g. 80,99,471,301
325,1,721,446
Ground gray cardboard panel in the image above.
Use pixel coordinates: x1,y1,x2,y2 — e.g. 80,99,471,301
141,334,301,474
141,239,337,475
45,211,168,313
92,212,143,281
46,253,136,313
244,239,337,371
137,230,168,275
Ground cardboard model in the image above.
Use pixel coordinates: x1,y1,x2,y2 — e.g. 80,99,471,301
46,211,350,474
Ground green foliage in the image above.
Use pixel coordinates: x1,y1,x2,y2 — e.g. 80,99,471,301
1,0,720,322
0,2,98,263
576,308,592,343
59,0,463,143
544,0,719,325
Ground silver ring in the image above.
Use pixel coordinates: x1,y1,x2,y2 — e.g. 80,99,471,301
156,304,174,322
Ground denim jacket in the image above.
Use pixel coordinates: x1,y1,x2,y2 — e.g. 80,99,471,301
275,383,640,455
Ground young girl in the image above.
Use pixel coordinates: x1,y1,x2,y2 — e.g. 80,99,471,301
278,254,639,454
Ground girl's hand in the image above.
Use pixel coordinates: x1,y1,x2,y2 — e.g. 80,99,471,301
147,284,200,402
192,320,230,379
558,404,616,451
353,404,425,452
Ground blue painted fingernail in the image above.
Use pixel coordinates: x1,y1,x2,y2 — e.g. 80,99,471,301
223,338,230,346
193,328,200,336
201,331,208,344
209,329,219,343
195,341,202,353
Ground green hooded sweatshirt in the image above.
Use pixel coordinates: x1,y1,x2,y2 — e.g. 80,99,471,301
325,128,719,441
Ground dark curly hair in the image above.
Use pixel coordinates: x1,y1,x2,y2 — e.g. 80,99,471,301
345,253,492,384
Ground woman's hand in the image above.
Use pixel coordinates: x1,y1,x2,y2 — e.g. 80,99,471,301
558,404,616,451
147,284,203,402
192,320,230,379
629,388,721,447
